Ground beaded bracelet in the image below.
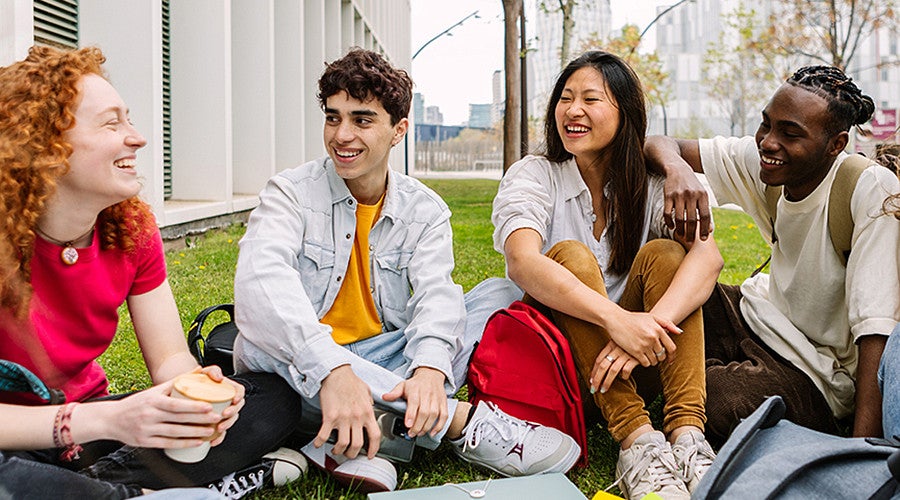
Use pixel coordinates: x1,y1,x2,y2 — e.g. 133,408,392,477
52,402,83,462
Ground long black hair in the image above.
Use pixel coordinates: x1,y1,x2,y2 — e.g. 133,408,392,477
543,50,654,274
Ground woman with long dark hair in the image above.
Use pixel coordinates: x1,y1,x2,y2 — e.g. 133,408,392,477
491,51,722,499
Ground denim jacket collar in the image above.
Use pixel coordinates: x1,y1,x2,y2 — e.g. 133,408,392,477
324,156,399,223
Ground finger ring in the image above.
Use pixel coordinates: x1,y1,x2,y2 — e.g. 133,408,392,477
656,349,666,358
605,355,616,363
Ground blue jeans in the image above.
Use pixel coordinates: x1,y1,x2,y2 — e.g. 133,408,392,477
291,277,521,450
878,323,900,439
1,372,301,497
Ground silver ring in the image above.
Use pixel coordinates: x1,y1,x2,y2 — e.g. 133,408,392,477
605,355,616,363
656,349,666,358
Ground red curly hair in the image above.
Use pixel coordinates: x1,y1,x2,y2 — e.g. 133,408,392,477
0,46,154,318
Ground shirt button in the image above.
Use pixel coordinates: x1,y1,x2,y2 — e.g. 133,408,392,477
370,287,375,293
369,244,374,251
347,199,354,205
345,233,351,239
336,276,342,282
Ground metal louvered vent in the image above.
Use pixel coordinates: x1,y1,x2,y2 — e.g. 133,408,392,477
34,0,78,49
162,0,173,199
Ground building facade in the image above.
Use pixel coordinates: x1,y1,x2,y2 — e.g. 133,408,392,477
654,0,899,141
1,0,411,234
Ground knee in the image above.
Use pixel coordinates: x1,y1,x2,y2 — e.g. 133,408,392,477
635,239,686,272
546,240,598,277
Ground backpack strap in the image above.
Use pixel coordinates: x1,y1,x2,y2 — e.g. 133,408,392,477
187,304,235,366
828,153,871,266
751,186,781,277
753,154,870,276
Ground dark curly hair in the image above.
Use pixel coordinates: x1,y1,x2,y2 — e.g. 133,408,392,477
786,66,875,136
0,46,154,318
317,48,413,125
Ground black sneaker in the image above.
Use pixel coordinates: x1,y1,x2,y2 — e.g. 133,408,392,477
205,447,307,498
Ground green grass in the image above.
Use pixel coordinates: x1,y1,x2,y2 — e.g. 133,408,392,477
99,178,768,499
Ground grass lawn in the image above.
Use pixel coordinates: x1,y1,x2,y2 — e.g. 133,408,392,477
99,178,768,499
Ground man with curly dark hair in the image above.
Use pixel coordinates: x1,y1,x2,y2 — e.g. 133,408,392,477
233,48,579,493
645,66,900,444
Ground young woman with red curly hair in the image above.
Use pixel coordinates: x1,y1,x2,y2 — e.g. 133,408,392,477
0,46,303,498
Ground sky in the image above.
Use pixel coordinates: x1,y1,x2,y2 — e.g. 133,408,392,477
410,0,666,125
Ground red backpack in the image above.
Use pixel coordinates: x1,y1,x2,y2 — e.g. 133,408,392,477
467,300,588,467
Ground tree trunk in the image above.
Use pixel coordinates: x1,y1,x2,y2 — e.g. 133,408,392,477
502,0,523,173
559,0,576,69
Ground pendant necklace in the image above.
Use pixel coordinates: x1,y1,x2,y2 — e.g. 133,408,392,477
35,225,95,266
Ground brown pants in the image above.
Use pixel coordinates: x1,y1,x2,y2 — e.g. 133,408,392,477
525,240,707,443
702,283,839,446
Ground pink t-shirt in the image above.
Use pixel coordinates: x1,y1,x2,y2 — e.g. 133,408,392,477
0,226,167,405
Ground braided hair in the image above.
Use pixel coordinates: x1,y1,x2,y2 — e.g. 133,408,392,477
786,66,875,136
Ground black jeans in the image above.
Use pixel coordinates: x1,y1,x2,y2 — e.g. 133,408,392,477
702,283,838,446
1,372,302,498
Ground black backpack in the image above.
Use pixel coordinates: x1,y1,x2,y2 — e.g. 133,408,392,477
187,304,239,376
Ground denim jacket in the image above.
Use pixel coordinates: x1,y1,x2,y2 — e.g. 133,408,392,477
233,157,465,398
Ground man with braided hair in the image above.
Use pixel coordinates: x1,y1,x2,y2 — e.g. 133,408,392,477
645,66,900,444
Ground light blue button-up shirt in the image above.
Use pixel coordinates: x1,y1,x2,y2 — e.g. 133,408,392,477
234,157,465,398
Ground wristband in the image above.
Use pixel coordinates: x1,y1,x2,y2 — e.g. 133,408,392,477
53,402,83,461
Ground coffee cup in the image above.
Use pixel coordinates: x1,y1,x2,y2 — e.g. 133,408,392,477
164,372,236,463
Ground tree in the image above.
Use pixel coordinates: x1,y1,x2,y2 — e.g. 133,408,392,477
768,0,897,70
580,24,670,110
538,0,578,69
702,3,787,135
502,0,523,172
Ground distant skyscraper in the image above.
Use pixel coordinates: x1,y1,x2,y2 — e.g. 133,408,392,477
469,103,493,128
527,0,612,119
492,70,504,125
425,105,443,125
413,93,425,124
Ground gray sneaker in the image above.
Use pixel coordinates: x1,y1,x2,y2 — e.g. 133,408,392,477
612,431,690,500
450,401,580,477
672,430,716,493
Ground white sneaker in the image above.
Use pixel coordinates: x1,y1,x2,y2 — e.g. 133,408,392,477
672,430,716,493
451,401,580,477
612,431,690,500
300,440,397,493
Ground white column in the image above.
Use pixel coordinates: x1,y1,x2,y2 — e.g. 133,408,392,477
0,0,33,66
304,0,326,161
341,0,355,51
169,0,232,204
79,0,166,218
231,0,275,196
274,0,306,172
325,0,342,61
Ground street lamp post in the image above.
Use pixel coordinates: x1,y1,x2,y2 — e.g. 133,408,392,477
405,10,480,175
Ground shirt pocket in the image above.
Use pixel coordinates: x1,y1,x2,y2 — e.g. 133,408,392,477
298,241,335,311
373,250,413,320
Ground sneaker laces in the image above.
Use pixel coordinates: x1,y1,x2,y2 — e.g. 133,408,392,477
679,439,715,482
606,442,683,494
209,469,266,499
463,403,530,454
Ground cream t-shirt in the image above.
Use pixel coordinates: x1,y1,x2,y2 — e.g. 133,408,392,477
699,136,900,418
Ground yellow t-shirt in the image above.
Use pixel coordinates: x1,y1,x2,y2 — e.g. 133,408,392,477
321,195,384,345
